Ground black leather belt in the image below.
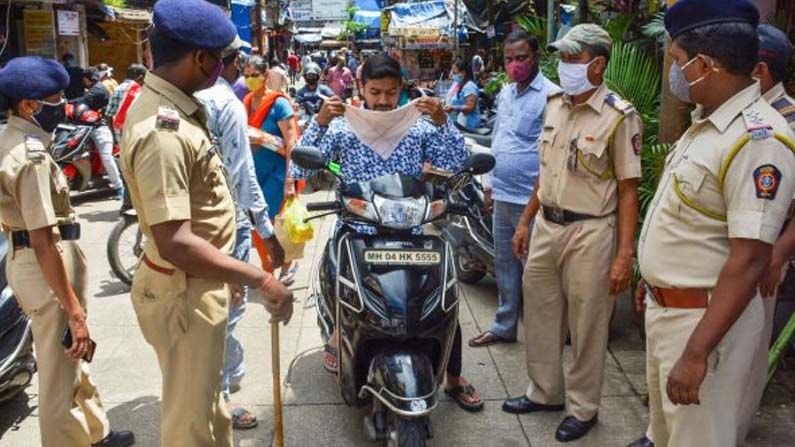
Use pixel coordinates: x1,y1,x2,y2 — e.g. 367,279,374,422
542,206,601,226
11,223,81,248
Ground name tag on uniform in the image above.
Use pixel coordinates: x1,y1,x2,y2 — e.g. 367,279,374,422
24,136,46,162
155,106,180,132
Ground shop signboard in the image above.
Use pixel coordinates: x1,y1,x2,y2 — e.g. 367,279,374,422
23,9,56,57
312,0,348,20
57,10,80,36
291,0,313,22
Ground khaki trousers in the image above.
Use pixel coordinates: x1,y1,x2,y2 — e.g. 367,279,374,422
7,240,110,447
131,262,232,447
522,214,616,421
645,294,763,447
737,295,777,442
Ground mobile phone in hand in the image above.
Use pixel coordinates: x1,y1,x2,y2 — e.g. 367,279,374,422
61,326,97,363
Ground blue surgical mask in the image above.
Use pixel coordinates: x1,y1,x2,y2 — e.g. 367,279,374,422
668,55,711,104
452,74,463,84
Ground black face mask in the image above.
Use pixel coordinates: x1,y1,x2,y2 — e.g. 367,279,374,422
34,99,66,133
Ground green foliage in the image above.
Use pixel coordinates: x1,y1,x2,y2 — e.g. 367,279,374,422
514,16,550,49
604,42,661,117
641,12,665,40
540,51,560,85
103,0,126,7
338,6,368,40
485,72,509,97
603,13,633,42
638,143,673,218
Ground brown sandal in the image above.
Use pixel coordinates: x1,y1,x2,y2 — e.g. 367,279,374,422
468,331,514,348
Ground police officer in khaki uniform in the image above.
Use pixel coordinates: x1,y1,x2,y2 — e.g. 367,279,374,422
503,24,643,442
120,1,293,446
0,57,134,447
737,23,795,443
636,2,795,446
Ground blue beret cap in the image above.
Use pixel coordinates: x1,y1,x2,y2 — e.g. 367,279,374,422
758,24,792,65
153,0,236,50
665,0,759,40
0,56,69,100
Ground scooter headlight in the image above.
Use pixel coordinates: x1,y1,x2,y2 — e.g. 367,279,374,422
373,195,427,229
343,197,378,221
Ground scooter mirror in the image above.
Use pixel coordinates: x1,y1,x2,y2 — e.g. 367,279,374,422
461,152,495,176
292,146,328,170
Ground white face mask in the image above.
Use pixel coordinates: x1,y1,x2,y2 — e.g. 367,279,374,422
343,99,423,160
558,60,598,96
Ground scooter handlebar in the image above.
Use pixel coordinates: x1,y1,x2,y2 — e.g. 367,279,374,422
306,201,339,212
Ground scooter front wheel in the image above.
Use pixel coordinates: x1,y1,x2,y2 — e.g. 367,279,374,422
387,417,428,447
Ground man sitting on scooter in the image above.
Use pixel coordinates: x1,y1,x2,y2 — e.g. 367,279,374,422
295,63,333,115
292,53,484,412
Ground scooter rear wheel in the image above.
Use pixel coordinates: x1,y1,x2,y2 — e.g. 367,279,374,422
455,251,486,285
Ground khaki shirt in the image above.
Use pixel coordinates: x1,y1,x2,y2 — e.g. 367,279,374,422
764,81,795,132
537,84,643,216
639,83,795,289
0,116,73,231
120,72,236,268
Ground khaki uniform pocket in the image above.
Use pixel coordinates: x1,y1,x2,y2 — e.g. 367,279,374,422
131,264,189,349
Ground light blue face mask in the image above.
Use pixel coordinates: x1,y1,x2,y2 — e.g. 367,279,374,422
668,55,711,104
452,74,463,84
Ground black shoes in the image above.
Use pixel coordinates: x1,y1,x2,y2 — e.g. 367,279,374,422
92,430,135,447
501,396,565,414
555,415,598,442
627,435,655,447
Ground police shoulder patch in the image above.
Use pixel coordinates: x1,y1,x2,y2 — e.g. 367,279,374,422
742,108,774,140
24,136,46,163
155,105,180,132
754,164,781,200
605,92,635,115
771,96,795,124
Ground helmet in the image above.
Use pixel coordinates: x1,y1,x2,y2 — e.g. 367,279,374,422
304,63,321,81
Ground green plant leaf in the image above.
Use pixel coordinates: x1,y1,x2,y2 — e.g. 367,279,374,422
604,42,661,117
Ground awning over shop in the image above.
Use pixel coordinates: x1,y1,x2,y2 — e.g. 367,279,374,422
320,39,347,49
295,33,322,44
353,10,381,29
386,0,450,37
321,23,342,39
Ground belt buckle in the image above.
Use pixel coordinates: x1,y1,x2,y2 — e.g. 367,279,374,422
549,207,565,224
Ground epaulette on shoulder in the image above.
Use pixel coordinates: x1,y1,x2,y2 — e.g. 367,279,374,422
771,96,795,124
741,107,774,140
605,92,635,115
24,136,46,163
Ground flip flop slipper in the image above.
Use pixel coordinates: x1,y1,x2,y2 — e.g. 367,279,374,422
445,384,484,412
323,344,338,374
279,262,298,286
468,331,513,348
230,406,259,429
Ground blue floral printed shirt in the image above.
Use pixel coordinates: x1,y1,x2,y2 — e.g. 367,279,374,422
293,115,468,232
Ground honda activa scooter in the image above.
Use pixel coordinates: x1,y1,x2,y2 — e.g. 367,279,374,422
0,232,35,404
293,147,494,447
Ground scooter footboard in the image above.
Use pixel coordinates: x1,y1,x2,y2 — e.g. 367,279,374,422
358,350,438,417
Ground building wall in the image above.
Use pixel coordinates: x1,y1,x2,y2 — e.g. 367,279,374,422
87,21,141,82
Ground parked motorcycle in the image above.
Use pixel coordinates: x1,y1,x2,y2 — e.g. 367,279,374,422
436,175,494,284
454,120,494,148
0,232,35,404
106,194,142,287
51,103,119,193
294,146,494,447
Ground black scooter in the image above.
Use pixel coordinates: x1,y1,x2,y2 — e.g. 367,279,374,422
436,177,494,284
294,147,494,447
0,232,35,404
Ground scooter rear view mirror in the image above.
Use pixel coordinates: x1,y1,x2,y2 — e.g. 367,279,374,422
292,146,327,170
460,153,495,176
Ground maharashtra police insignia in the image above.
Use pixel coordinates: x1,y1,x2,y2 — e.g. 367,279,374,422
24,136,47,162
753,164,781,200
155,106,180,132
632,134,641,156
